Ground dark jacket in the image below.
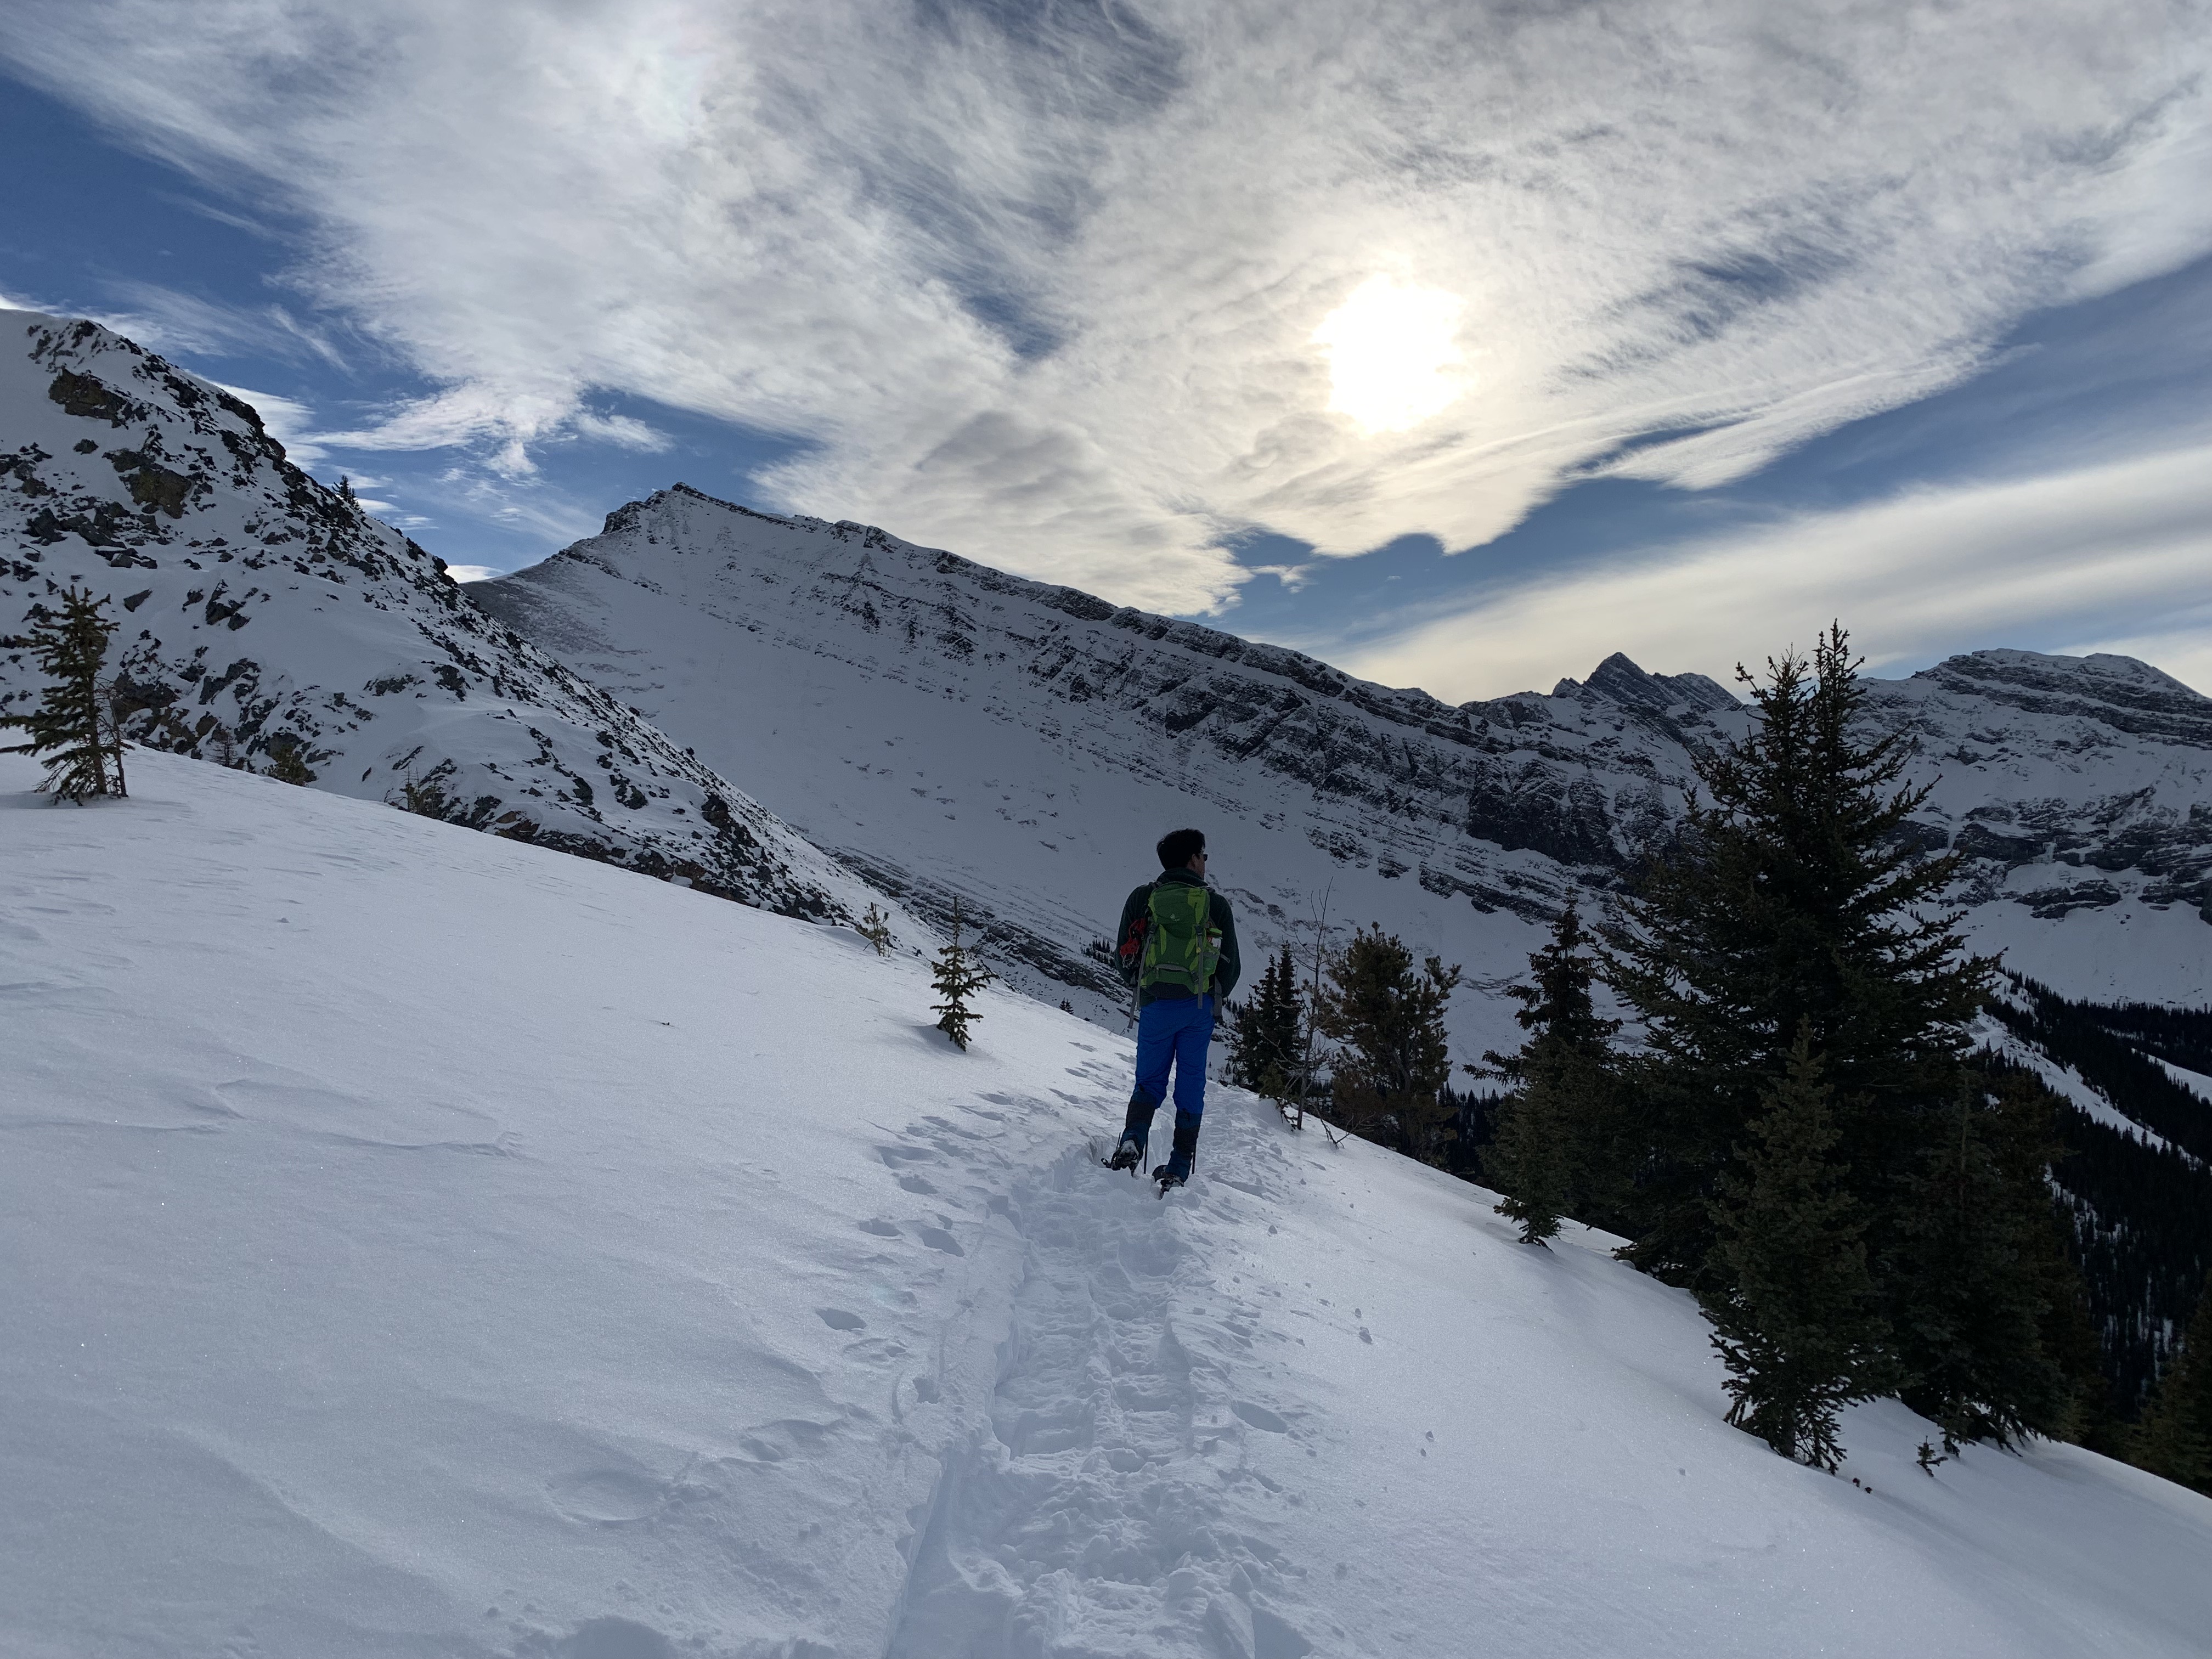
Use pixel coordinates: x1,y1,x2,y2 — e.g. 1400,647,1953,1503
1116,868,1240,1009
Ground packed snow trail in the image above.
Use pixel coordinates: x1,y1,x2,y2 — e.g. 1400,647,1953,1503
4,752,2209,1657
889,1136,1329,1657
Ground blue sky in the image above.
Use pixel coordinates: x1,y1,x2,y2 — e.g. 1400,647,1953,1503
3,2,2207,698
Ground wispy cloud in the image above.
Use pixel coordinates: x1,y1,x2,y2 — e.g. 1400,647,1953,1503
1334,445,2212,701
4,1,2206,611
95,281,349,370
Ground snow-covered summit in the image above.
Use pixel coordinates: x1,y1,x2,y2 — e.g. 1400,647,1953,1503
5,748,2208,1656
0,314,888,924
1907,647,2212,743
477,486,2212,1018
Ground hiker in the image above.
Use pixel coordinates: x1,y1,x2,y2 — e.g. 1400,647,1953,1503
1108,827,1240,1189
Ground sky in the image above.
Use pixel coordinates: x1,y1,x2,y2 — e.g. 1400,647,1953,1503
2,0,2207,699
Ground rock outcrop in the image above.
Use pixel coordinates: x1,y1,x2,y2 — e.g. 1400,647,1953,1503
0,314,888,926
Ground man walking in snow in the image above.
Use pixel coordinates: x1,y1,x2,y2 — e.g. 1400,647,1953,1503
1108,828,1240,1190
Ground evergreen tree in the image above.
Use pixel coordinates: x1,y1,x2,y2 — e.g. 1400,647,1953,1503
264,734,317,786
1,585,127,802
1485,1074,1575,1246
1317,924,1462,1165
1605,626,1990,1293
930,899,994,1052
1702,1030,1891,1470
1475,903,1622,1245
2134,1269,2212,1495
1892,1068,2078,1452
857,902,894,956
391,772,453,819
1229,943,1304,1114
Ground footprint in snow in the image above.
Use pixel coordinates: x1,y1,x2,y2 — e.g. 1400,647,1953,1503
888,1136,1322,1659
913,1226,964,1256
817,1308,866,1331
544,1469,665,1525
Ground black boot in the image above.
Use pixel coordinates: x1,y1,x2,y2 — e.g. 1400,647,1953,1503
1108,1094,1155,1173
1154,1109,1201,1188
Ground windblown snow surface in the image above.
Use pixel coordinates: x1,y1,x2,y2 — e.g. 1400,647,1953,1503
5,751,2208,1659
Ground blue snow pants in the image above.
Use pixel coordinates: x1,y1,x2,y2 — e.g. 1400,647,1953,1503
1133,992,1214,1121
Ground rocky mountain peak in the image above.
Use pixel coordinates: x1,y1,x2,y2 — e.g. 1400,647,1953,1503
1910,648,2210,744
0,311,894,927
1564,650,1742,717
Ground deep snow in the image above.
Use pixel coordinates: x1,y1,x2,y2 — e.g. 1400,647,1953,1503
5,749,2208,1658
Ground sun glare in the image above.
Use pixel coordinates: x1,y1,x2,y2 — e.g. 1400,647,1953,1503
1312,276,1466,435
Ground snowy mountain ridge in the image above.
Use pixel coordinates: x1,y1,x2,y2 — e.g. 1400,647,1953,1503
0,312,899,928
5,747,2208,1658
477,484,2212,1042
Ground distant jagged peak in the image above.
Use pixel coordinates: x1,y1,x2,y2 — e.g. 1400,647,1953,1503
1560,651,1742,717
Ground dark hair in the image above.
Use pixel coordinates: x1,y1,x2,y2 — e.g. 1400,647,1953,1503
1156,828,1206,870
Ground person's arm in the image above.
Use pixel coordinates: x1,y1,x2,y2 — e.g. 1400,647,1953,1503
1211,891,1240,1002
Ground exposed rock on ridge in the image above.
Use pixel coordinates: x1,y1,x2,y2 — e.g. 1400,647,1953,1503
0,314,887,925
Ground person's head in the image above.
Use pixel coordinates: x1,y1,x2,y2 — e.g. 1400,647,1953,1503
1156,827,1207,872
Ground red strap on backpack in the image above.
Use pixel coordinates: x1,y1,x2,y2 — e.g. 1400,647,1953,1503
1118,914,1148,964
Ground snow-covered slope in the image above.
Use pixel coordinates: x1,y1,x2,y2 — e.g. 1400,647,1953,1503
475,488,2212,1036
0,314,887,924
5,748,2208,1657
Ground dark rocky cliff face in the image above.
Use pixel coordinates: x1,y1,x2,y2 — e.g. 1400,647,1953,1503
1878,652,2211,925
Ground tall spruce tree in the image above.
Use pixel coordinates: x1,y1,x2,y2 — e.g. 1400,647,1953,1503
2,585,127,802
1602,625,2096,1461
1229,944,1304,1109
1317,925,1462,1165
2133,1269,2212,1495
1475,903,1622,1245
1703,1030,1891,1469
1604,627,1990,1291
1891,1069,2078,1452
930,899,994,1051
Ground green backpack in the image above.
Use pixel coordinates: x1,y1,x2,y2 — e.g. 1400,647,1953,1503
1140,881,1222,997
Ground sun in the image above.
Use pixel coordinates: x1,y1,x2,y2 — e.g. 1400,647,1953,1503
1311,276,1466,435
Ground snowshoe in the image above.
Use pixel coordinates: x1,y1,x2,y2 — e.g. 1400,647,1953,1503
1153,1109,1199,1194
1106,1095,1156,1176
